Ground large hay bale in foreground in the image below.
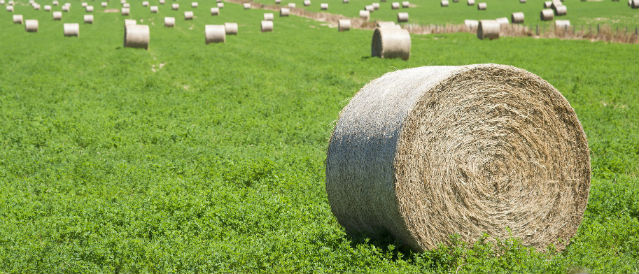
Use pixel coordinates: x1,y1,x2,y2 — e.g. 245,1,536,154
511,12,524,23
477,20,499,39
205,25,225,43
224,22,238,34
338,19,351,31
540,9,554,20
371,27,410,60
124,24,149,49
63,23,79,37
326,64,591,252
25,19,38,32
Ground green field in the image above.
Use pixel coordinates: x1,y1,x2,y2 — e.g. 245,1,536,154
0,0,638,273
254,0,639,28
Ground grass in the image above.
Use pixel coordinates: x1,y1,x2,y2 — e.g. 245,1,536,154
252,0,639,28
0,0,638,273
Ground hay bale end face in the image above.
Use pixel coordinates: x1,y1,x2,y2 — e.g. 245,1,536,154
63,23,79,37
326,64,591,252
164,16,175,27
540,9,554,20
511,12,524,23
124,24,149,49
477,19,499,39
84,14,94,23
261,20,273,32
477,2,486,9
13,14,23,24
25,19,38,32
205,25,226,43
338,19,351,31
397,12,408,22
224,22,238,34
280,7,290,16
371,27,411,60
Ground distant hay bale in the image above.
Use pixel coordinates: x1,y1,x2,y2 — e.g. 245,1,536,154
280,7,290,16
511,12,524,23
555,19,570,30
519,0,526,3
164,16,175,27
85,5,93,12
365,5,374,12
62,4,69,11
101,2,107,7
122,3,130,8
32,4,40,10
276,0,281,4
338,19,351,31
495,17,508,25
6,5,14,12
44,5,51,11
261,20,273,32
371,27,410,60
441,0,448,7
540,9,553,20
150,6,158,13
217,2,224,8
224,22,238,34
191,2,198,8
550,0,562,10
243,3,250,9
376,21,400,28
391,2,399,9
264,12,274,20
121,7,129,15
82,2,87,7
343,0,349,3
467,0,474,5
477,2,486,9
53,11,62,20
159,0,165,4
477,19,499,39
205,25,226,43
464,19,478,30
63,23,79,37
25,19,38,32
372,3,380,10
172,3,179,10
184,11,194,20
53,0,58,5
543,1,551,8
142,1,149,7
84,14,93,23
13,14,23,24
397,12,408,22
554,5,566,15
124,24,149,49
288,2,296,8
360,10,370,20
124,19,136,25
321,3,328,9
304,0,311,6
401,1,409,7
211,7,219,14
325,64,591,252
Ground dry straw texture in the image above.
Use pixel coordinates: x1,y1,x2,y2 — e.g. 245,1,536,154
325,64,590,252
205,25,226,43
371,27,411,60
477,20,499,39
63,23,79,37
25,19,38,32
338,19,351,31
511,12,524,24
464,19,478,30
124,24,149,49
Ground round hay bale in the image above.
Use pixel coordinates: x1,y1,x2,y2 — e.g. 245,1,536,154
343,0,349,3
365,5,374,12
211,7,219,15
477,2,486,9
264,12,274,20
261,20,273,32
184,11,194,20
391,2,399,9
373,2,380,9
13,14,23,24
171,3,179,10
511,12,524,23
25,19,38,32
338,19,351,31
124,24,149,49
377,21,400,29
495,17,508,25
32,4,40,10
159,0,165,4
401,1,409,7
86,5,93,12
63,23,79,37
243,3,250,9
320,3,328,9
441,0,448,7
142,1,149,7
467,0,474,5
540,9,553,20
84,14,93,23
191,2,198,8
360,10,370,20
122,3,130,8
304,0,311,6
52,11,62,20
44,5,51,11
325,64,590,252
464,19,478,30
631,0,639,8
275,0,281,3
288,2,296,8
101,2,107,7
371,27,410,60
205,24,226,43
124,19,136,26
82,2,87,7
555,19,570,30
121,7,129,15
550,0,562,10
150,6,158,13
224,22,238,34
53,1,59,6
554,5,566,15
6,5,14,12
397,12,408,22
520,0,526,3
164,16,175,27
280,7,290,16
217,2,224,8
62,4,69,11
477,19,499,39
543,1,551,8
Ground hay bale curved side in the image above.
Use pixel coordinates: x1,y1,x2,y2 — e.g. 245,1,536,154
224,22,238,34
205,25,226,43
325,64,591,251
124,24,149,49
511,12,524,23
371,27,410,60
477,20,499,40
63,23,79,36
84,14,93,23
25,19,38,32
13,14,23,24
164,16,175,27
338,19,351,31
540,9,553,20
397,12,408,22
261,20,273,32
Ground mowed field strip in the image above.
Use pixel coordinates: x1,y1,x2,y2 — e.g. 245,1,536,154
0,0,638,272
